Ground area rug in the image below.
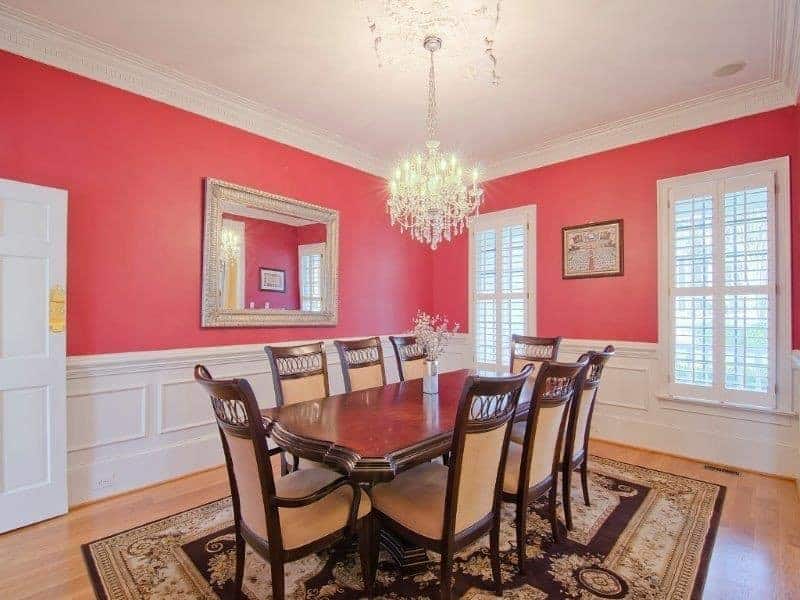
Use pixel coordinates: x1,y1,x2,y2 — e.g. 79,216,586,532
83,456,724,599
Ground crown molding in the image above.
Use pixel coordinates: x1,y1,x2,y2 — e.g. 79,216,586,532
776,0,800,102
484,79,795,179
0,2,386,176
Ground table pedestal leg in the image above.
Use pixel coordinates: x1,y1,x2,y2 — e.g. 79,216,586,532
379,529,431,573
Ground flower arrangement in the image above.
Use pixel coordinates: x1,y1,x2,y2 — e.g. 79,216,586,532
411,310,460,362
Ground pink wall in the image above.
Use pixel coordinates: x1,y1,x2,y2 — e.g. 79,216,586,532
223,215,301,309
433,106,800,346
297,223,327,245
0,50,433,356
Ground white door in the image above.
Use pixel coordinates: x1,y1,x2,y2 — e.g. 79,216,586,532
469,206,537,371
0,178,67,533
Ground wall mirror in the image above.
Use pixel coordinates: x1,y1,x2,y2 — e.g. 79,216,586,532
201,179,339,327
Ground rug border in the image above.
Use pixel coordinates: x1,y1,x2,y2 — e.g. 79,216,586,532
80,457,728,600
81,495,229,600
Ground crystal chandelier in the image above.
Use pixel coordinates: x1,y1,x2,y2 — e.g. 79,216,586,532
387,35,483,250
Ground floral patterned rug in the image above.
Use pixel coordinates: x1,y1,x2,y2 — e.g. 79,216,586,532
83,456,724,599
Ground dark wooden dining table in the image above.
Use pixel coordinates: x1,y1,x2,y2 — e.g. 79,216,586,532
261,368,533,570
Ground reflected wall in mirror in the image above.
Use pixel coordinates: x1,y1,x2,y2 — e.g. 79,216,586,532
202,179,338,327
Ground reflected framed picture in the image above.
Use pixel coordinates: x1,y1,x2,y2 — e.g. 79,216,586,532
259,268,286,292
562,219,624,279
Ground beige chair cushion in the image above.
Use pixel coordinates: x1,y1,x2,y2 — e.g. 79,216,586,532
225,432,268,541
280,373,327,405
402,358,425,380
570,389,595,460
503,402,568,494
276,468,370,550
348,363,384,391
372,462,447,540
454,426,506,532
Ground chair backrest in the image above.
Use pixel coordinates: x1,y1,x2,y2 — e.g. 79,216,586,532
444,365,533,539
388,335,426,381
564,345,615,463
334,337,387,392
509,335,562,380
194,365,284,548
515,359,589,491
265,342,330,407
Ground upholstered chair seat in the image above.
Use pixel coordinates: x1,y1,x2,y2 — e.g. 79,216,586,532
272,468,371,549
367,368,532,600
371,462,448,539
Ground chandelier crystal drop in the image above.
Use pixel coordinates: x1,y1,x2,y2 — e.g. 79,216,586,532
387,35,483,250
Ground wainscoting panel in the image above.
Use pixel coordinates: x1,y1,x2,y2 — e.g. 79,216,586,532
65,334,799,505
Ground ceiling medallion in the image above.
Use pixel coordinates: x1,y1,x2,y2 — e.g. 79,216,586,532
386,35,484,250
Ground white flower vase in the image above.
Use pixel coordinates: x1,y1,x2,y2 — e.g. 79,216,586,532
423,359,439,394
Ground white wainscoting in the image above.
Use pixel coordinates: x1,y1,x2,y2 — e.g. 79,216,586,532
65,335,472,505
65,333,797,505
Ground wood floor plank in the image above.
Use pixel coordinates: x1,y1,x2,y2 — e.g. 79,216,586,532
0,441,796,599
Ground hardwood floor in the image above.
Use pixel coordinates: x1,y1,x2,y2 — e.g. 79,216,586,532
0,441,797,599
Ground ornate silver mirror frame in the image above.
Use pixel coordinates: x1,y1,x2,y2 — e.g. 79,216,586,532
201,178,339,327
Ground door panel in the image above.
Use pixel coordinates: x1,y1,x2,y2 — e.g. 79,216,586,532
0,178,67,533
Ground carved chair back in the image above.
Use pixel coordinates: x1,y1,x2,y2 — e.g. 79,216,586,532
564,345,615,463
514,359,589,491
334,337,386,392
388,335,426,381
443,365,533,541
194,365,285,549
509,335,562,380
265,342,330,407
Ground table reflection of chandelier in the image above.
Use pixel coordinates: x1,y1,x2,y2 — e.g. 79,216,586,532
387,35,483,250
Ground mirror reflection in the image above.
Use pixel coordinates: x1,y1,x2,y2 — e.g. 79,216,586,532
218,205,326,312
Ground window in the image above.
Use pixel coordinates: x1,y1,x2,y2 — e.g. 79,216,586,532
658,157,791,413
469,206,536,370
298,243,325,312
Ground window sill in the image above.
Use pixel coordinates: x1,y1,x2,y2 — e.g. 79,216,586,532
657,393,798,426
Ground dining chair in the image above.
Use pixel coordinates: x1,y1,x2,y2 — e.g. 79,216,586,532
265,342,331,474
561,345,615,530
388,335,426,381
334,337,387,392
368,365,533,600
501,358,589,571
194,365,375,600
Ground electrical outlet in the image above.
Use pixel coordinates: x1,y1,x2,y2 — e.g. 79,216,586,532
94,475,115,490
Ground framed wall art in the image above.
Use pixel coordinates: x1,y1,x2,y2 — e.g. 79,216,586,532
562,219,624,279
259,268,286,292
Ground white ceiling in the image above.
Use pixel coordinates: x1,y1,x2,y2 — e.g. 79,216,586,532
1,1,798,178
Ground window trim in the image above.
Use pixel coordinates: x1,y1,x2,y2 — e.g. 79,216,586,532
468,205,537,370
656,156,793,415
298,242,325,312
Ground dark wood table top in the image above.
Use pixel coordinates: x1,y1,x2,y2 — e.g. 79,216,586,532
262,369,532,483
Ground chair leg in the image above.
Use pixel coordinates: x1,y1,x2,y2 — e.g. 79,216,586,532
358,517,377,599
233,532,245,599
562,463,573,531
270,557,285,600
515,502,527,573
489,515,503,596
440,552,453,600
280,452,289,476
548,483,561,543
292,453,300,472
580,460,591,506
441,451,449,466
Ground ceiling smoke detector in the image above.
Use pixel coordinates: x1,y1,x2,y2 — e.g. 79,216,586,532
713,62,746,77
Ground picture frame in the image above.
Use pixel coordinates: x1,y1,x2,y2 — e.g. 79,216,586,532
259,268,286,292
562,219,624,279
